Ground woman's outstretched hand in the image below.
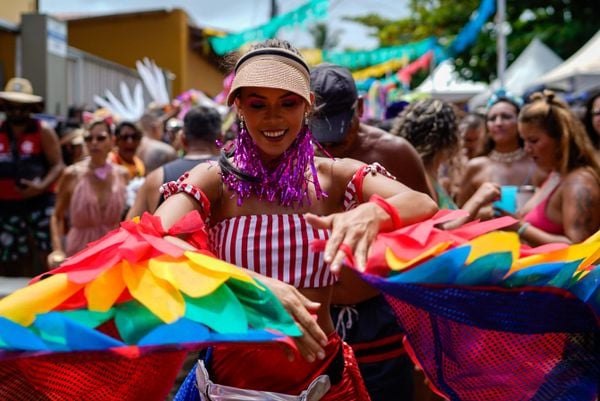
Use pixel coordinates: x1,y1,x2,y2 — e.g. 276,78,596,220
306,202,385,274
256,275,327,363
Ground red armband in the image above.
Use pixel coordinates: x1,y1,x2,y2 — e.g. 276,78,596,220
160,172,211,221
344,163,396,210
369,194,403,230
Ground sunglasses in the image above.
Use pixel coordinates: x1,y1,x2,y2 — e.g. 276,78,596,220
117,134,142,142
83,134,109,143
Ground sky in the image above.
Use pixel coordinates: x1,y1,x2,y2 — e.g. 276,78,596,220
39,0,411,50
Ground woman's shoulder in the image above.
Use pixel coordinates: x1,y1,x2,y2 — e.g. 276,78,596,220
64,161,88,178
114,165,130,181
461,157,490,182
186,159,221,177
58,162,87,192
185,160,223,201
563,168,600,190
465,156,490,170
315,156,365,182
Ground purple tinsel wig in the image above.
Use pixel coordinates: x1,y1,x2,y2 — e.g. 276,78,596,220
220,122,325,207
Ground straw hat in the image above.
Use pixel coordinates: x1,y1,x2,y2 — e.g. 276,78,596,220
0,78,43,104
226,48,311,106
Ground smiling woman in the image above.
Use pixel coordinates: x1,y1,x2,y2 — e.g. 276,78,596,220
516,90,600,245
47,119,130,266
155,39,437,400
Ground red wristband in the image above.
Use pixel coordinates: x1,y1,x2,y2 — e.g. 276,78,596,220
369,194,403,230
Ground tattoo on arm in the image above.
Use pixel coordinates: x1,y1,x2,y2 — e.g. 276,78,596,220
572,185,595,238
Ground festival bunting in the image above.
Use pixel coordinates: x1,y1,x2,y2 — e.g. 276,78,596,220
397,51,434,86
323,37,437,70
353,0,496,91
351,57,408,81
300,48,324,66
209,0,328,55
447,0,496,56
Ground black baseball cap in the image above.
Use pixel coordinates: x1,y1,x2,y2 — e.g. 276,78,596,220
310,63,358,143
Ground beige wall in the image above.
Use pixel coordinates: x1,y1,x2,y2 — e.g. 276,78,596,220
0,0,36,24
185,51,225,97
67,8,224,97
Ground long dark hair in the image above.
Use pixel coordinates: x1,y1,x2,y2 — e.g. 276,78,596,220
519,90,600,180
583,90,600,149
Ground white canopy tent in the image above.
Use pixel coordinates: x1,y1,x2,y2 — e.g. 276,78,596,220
531,30,600,93
469,38,563,109
414,60,488,103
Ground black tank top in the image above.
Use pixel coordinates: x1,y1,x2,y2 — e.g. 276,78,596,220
0,119,49,200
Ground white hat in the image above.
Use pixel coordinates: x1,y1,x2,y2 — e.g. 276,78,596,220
0,78,43,104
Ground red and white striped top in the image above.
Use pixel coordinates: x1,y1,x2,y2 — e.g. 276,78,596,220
206,163,393,288
209,214,332,288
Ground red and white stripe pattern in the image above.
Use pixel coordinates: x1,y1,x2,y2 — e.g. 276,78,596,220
343,163,395,211
343,180,359,211
209,214,334,288
160,171,210,220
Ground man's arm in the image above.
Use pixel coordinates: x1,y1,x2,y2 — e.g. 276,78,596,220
126,168,164,219
39,125,64,189
19,125,64,198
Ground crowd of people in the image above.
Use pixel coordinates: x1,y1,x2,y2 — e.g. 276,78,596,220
0,38,599,401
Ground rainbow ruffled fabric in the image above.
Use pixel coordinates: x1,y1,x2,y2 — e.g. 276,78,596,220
1,209,598,400
353,210,600,401
0,212,299,400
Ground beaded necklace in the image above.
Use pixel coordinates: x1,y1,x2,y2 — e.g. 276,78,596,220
488,148,527,163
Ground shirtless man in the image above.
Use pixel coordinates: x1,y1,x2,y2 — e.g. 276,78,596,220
310,63,430,401
136,112,177,173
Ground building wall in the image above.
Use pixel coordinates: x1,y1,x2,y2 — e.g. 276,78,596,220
0,0,36,24
185,50,225,97
66,47,142,110
0,31,17,86
66,8,222,97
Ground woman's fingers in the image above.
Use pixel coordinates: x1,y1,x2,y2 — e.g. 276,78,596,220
291,305,326,362
294,324,326,362
304,213,333,229
293,291,327,346
265,278,326,362
328,226,360,272
353,235,371,271
308,204,380,271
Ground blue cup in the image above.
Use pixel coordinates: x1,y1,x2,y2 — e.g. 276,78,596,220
493,185,517,214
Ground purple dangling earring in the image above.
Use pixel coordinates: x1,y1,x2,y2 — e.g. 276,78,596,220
221,112,327,207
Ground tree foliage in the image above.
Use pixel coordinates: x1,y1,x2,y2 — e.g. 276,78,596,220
309,22,341,51
348,0,598,83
